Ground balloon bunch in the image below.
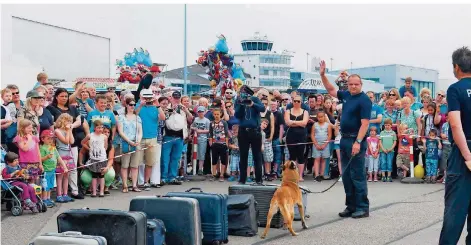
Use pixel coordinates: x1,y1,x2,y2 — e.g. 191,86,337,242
116,47,154,84
196,34,245,96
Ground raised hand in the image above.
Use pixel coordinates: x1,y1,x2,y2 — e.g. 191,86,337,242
319,60,326,76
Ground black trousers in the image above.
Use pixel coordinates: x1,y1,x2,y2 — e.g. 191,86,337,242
238,128,263,183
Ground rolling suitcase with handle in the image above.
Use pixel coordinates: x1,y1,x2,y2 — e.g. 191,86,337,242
57,208,146,245
166,187,228,244
147,219,166,245
228,184,284,228
29,231,107,245
130,196,202,245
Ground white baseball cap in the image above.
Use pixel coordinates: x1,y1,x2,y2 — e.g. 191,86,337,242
140,89,153,98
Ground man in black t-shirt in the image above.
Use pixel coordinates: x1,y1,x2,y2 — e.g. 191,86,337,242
269,99,284,177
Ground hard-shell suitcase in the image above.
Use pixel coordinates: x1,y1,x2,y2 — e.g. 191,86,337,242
147,219,166,245
57,208,146,245
130,196,202,245
166,187,228,244
227,194,258,237
228,184,284,228
29,231,107,245
294,189,308,221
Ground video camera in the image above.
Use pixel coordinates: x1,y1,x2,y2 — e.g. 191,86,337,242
237,85,255,105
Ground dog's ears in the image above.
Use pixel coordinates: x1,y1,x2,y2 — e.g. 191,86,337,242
289,161,297,169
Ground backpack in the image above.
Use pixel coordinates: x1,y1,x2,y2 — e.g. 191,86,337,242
166,109,185,131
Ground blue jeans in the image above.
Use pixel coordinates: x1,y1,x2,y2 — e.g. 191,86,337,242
425,158,438,177
380,152,394,172
439,142,471,244
340,137,369,213
160,136,184,182
272,138,282,175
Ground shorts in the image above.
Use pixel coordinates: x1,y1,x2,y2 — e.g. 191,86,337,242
230,154,240,172
312,144,331,159
211,143,228,166
396,153,410,169
333,143,340,150
263,140,273,163
91,171,104,179
121,150,140,169
140,138,158,167
43,171,56,191
197,140,207,161
19,162,41,180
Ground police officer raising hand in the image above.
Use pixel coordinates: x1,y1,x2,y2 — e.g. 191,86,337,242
439,46,471,245
319,60,372,219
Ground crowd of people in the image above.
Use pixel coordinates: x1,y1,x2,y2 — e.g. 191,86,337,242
0,65,451,213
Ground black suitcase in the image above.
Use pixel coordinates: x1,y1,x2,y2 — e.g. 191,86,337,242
130,196,202,245
228,184,284,228
166,188,228,244
57,208,146,245
227,194,258,237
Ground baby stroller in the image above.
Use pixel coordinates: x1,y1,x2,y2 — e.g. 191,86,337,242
1,179,47,216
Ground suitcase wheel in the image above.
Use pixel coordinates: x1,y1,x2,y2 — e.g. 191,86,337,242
223,239,229,244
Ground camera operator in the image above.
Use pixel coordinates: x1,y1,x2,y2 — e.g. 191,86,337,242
235,86,266,184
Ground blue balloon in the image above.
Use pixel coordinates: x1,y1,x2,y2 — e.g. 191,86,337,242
215,37,229,54
124,53,134,67
231,65,246,81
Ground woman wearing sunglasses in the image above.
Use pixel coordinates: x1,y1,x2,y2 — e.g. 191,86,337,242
284,95,309,181
117,98,142,193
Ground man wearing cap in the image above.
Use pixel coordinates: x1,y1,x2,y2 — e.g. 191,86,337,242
235,85,266,184
135,65,160,100
160,90,192,185
320,60,371,219
439,46,471,244
17,90,45,136
137,89,166,189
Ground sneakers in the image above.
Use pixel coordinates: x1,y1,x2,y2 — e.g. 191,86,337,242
338,176,342,182
368,176,372,182
63,195,74,202
381,176,386,182
387,177,392,182
169,179,183,185
373,176,378,182
197,170,204,176
228,176,236,182
142,183,151,191
56,195,66,203
246,177,253,183
314,176,323,182
44,199,54,208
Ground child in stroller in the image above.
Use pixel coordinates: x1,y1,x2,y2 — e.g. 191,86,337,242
1,152,47,215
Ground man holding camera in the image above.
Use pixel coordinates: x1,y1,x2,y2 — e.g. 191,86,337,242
235,86,266,184
137,89,166,189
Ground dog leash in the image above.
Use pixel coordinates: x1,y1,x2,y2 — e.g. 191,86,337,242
301,154,355,194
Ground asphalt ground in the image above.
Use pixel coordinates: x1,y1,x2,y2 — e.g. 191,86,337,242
1,176,468,245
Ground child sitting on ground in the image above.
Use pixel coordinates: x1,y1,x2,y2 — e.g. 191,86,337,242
366,127,380,182
423,129,442,183
40,130,68,208
228,124,240,182
1,152,39,213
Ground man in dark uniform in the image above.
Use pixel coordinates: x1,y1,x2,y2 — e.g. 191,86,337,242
235,85,266,184
439,46,471,245
319,60,372,219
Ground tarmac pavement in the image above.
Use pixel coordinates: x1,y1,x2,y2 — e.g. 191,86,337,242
1,177,467,245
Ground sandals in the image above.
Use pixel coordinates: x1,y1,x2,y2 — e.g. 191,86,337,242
131,187,142,192
90,195,97,198
122,186,129,193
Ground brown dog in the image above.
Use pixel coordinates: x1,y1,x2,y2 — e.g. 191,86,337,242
260,160,308,239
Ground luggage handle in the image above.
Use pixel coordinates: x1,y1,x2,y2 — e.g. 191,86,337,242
62,231,84,236
185,187,203,193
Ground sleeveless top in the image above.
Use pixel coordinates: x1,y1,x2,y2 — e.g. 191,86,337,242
89,133,107,161
55,130,71,157
286,109,306,143
314,122,329,142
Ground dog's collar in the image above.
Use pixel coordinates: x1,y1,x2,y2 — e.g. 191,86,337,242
283,179,299,185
